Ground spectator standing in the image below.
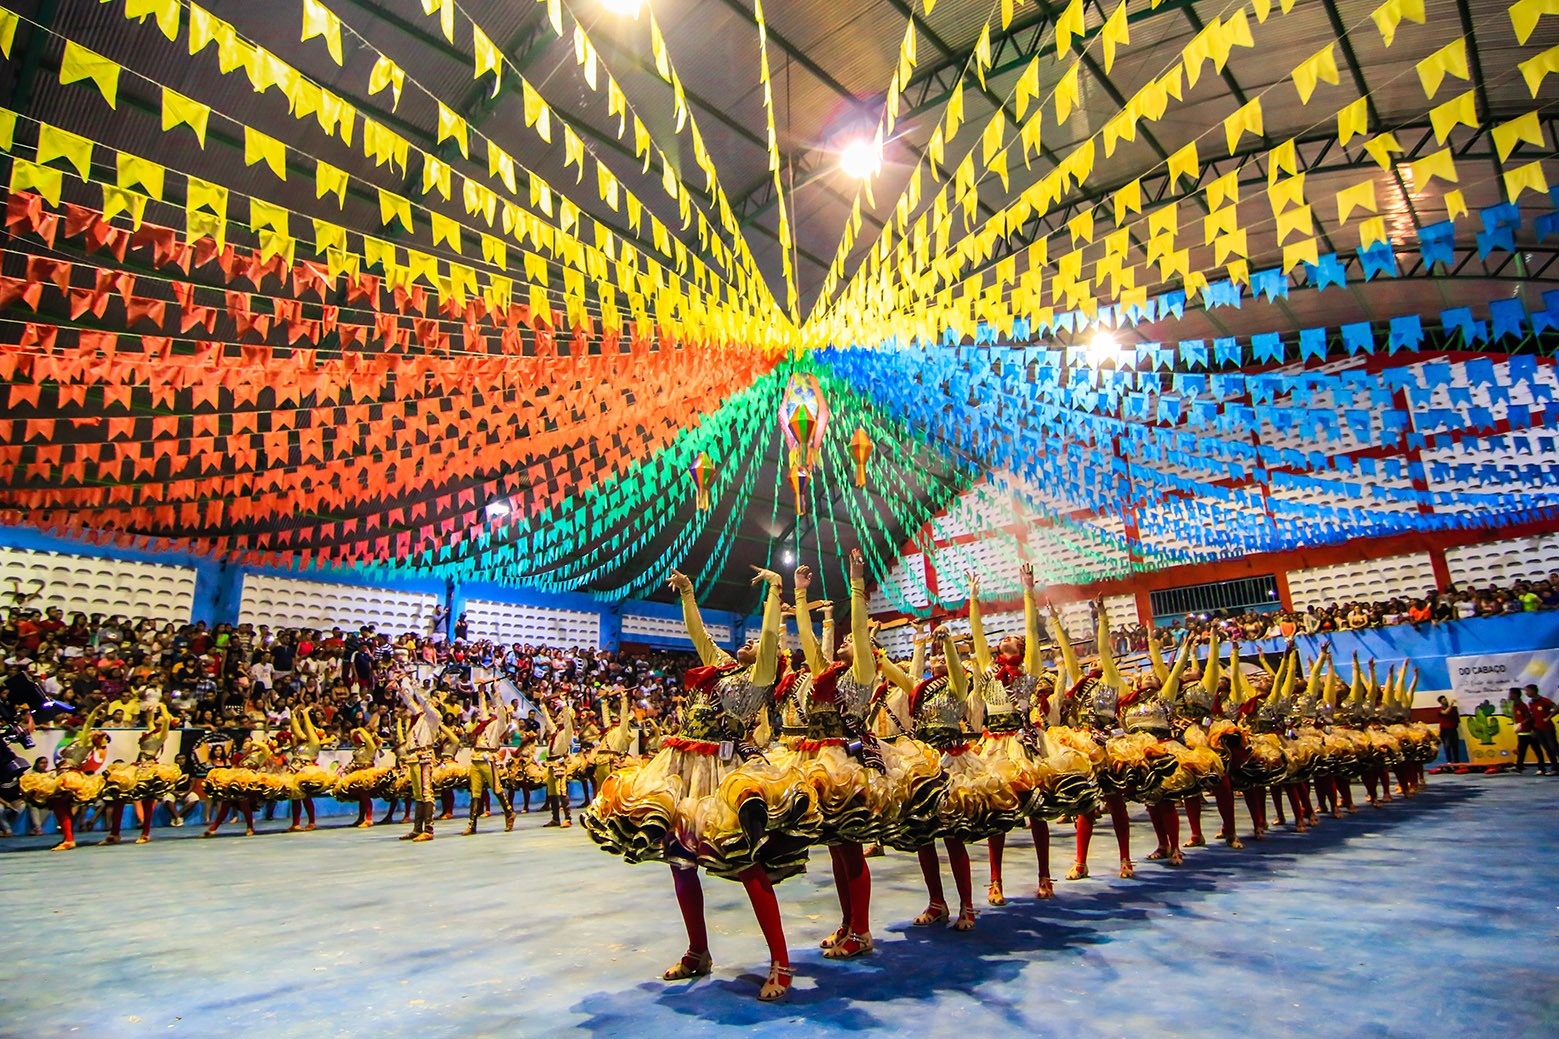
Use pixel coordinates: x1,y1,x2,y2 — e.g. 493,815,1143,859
1525,684,1559,773
1509,689,1550,774
1437,696,1462,765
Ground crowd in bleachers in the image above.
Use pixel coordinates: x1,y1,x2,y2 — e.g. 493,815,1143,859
1151,574,1559,648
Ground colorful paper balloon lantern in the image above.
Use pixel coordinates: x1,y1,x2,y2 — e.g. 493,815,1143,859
688,452,716,511
849,427,873,488
788,464,810,517
779,374,829,513
778,373,830,469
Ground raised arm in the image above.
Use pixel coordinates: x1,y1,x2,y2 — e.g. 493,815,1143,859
1096,600,1124,689
819,601,837,660
877,652,918,694
1050,600,1083,686
793,565,828,673
1146,629,1169,682
670,568,725,667
909,621,929,683
752,566,784,687
1020,563,1043,676
967,571,994,673
1159,639,1195,704
847,549,874,686
1202,627,1223,698
615,690,632,739
937,625,969,700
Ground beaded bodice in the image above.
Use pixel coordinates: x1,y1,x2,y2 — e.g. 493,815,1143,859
1065,675,1120,730
911,674,968,748
1123,695,1173,737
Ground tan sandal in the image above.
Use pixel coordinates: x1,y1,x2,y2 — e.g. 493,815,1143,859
821,932,872,960
952,905,977,931
1119,859,1136,879
986,880,1006,906
819,926,846,950
1065,862,1089,881
662,950,712,981
1035,877,1055,899
912,900,949,926
757,962,794,1001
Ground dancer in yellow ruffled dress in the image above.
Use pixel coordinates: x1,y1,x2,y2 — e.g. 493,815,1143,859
973,563,1077,905
582,565,820,1001
286,706,334,832
1123,640,1220,865
203,736,275,837
21,704,108,851
101,702,182,845
769,551,935,959
334,726,388,827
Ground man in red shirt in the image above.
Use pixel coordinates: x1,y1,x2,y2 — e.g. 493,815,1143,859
1510,689,1551,775
1525,684,1559,775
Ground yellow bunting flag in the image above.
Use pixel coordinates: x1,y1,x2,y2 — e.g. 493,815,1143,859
377,189,412,231
36,124,93,180
1338,97,1368,147
488,143,518,194
161,89,211,146
1335,180,1377,223
1517,44,1559,98
316,160,347,207
1268,173,1306,213
1282,237,1318,272
1206,170,1240,210
1504,160,1549,201
1015,57,1040,120
125,0,180,40
522,81,552,142
1358,216,1388,248
117,153,164,199
473,26,503,96
1444,189,1467,221
1102,0,1130,73
11,158,63,206
1429,89,1477,143
1113,179,1142,225
1056,0,1084,56
1275,204,1313,243
436,103,469,159
421,155,451,199
101,185,148,227
0,109,13,152
313,219,346,253
1167,140,1199,186
1363,133,1402,169
301,0,343,65
422,0,454,43
249,197,287,235
1416,39,1468,99
1222,98,1259,153
1068,210,1095,245
187,209,225,251
430,212,462,253
59,42,120,109
1491,112,1545,162
243,127,287,180
368,56,404,110
1509,0,1559,44
1370,0,1425,46
0,10,16,58
186,177,228,221
1055,62,1082,123
1292,44,1339,104
1268,138,1297,183
1204,206,1239,245
1412,148,1459,184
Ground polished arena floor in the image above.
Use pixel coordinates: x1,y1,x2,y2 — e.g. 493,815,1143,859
2,775,1554,1039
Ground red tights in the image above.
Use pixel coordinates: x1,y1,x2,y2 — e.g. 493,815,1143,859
916,840,973,910
52,804,74,844
1075,793,1132,866
1146,801,1180,855
988,820,1052,886
827,842,872,936
669,864,789,968
290,799,317,827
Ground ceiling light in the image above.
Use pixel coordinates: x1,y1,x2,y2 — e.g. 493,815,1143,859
484,498,513,520
781,548,796,565
601,0,644,16
1085,331,1120,368
839,137,882,180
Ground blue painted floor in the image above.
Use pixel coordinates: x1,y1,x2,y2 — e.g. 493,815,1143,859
2,775,1555,1039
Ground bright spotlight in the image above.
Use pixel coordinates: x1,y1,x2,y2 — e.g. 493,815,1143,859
1085,332,1120,367
839,137,882,179
781,548,796,565
484,498,512,520
601,0,644,15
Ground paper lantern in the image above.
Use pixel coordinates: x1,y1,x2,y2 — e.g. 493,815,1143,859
849,427,873,488
778,373,829,513
688,452,716,511
788,464,810,517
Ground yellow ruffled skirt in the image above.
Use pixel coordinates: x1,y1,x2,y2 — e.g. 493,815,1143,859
433,762,470,793
768,737,925,846
1229,732,1288,790
581,744,822,883
290,763,335,798
19,771,59,807
206,767,289,802
1281,732,1326,782
102,761,182,801
334,766,391,801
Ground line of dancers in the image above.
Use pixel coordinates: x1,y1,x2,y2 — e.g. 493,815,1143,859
582,553,1441,1001
17,673,625,848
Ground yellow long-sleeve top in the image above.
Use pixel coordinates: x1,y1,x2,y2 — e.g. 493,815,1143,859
676,578,783,740
796,576,876,725
968,583,1046,729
